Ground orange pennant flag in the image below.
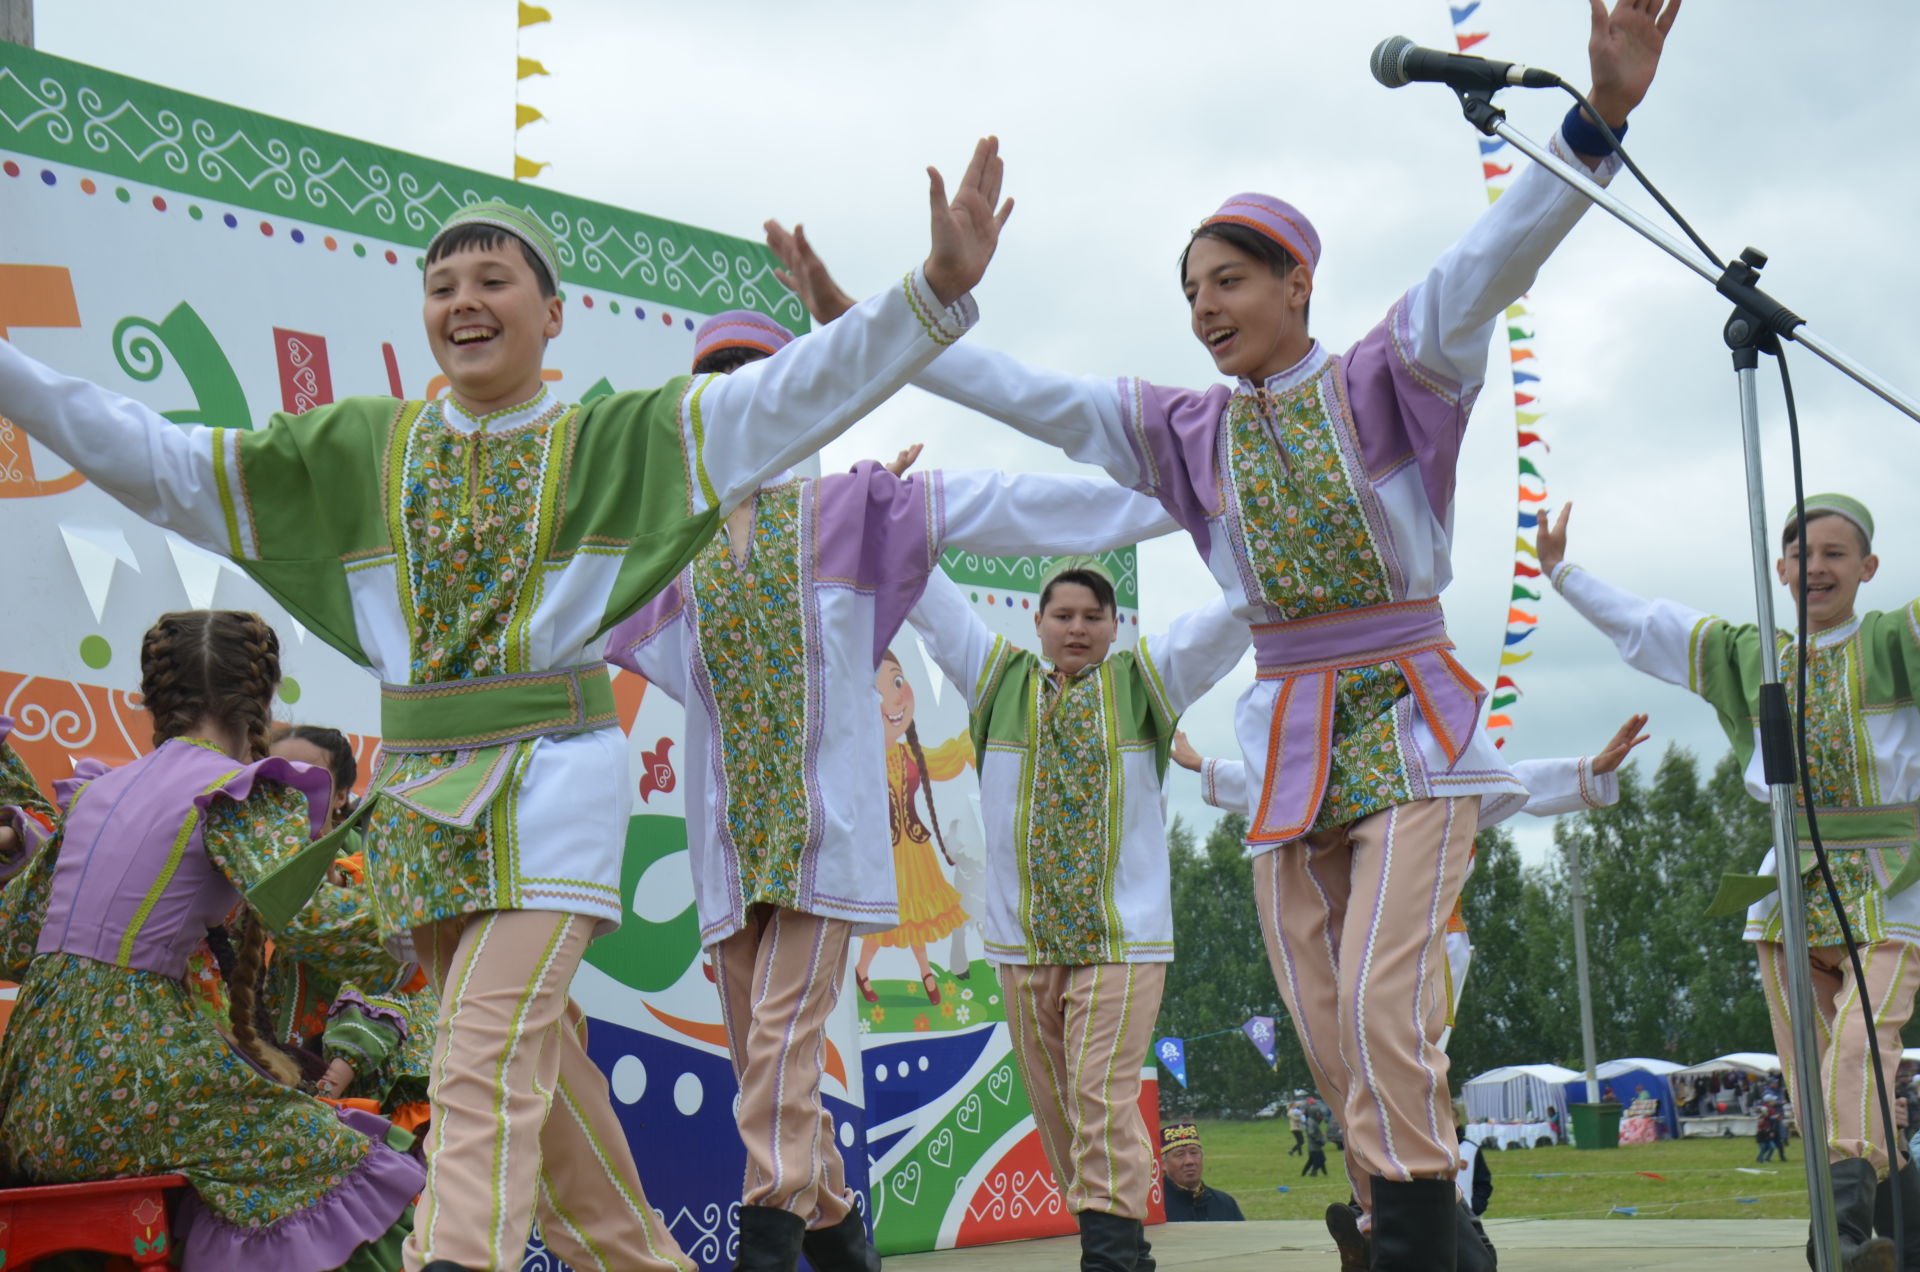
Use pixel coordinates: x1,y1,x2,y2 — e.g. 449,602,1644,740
1507,607,1538,625
1511,347,1536,363
1486,713,1515,728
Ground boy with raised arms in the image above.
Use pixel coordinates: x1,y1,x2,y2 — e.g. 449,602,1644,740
0,139,1010,1272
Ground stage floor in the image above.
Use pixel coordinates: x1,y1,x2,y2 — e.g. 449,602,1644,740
887,1218,1809,1269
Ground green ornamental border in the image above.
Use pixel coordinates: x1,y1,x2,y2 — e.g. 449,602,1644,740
940,545,1140,610
0,43,806,324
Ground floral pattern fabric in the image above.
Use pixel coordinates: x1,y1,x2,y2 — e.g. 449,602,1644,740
690,484,813,910
0,738,54,827
1315,660,1419,832
1022,671,1117,965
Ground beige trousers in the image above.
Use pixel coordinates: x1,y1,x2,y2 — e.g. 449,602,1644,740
998,961,1166,1219
1758,938,1920,1171
405,910,691,1272
711,904,858,1227
1253,796,1478,1216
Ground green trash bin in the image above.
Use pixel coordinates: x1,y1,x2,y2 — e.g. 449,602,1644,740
1568,1102,1623,1150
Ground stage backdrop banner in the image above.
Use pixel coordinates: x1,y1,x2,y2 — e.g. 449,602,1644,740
0,43,1160,1270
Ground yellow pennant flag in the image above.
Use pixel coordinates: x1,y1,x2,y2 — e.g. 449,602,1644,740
516,103,546,130
517,56,550,80
1515,411,1543,427
1499,649,1534,666
1505,303,1528,319
519,2,553,25
1514,535,1538,559
1486,186,1504,204
514,156,550,181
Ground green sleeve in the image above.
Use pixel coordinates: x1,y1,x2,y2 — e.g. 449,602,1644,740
323,986,409,1096
1686,618,1770,770
216,397,406,666
203,784,404,989
552,384,721,637
1860,601,1920,710
0,741,54,827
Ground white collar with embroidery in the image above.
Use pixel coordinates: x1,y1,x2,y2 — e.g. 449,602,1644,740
439,384,551,432
1236,340,1329,397
1801,613,1864,649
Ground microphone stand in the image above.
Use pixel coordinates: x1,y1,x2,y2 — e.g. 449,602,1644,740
1447,87,1915,1272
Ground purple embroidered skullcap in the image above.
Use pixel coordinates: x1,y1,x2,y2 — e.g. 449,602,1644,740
1201,194,1321,275
692,310,795,369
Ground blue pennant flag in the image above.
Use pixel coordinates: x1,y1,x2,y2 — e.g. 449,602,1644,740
1478,137,1507,156
1155,1036,1189,1088
1451,2,1482,23
1503,627,1536,646
1518,511,1539,529
1512,370,1540,384
1242,1015,1278,1067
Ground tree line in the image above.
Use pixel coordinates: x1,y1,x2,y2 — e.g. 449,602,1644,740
1156,745,1836,1120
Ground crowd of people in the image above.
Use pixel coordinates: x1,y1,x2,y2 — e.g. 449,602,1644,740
6,1,1909,1269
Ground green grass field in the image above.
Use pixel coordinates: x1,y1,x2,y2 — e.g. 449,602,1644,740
1190,1120,1814,1222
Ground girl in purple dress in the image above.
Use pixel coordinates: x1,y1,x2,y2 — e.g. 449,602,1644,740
0,611,422,1271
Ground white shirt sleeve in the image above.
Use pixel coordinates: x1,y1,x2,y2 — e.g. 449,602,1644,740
933,469,1178,557
911,342,1144,489
1137,596,1252,718
685,265,976,515
1407,128,1623,392
602,583,691,705
0,337,233,552
1552,560,1717,691
907,568,1006,711
1507,756,1619,817
1199,756,1251,815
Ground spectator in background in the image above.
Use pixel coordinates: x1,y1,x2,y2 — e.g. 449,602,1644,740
1304,1117,1329,1177
1547,1106,1563,1145
1289,1101,1306,1157
1160,1123,1245,1223
1757,1102,1780,1163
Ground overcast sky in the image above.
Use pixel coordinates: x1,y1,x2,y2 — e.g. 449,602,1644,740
37,0,1920,862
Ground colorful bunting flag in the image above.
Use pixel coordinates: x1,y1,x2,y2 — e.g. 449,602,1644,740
1242,1016,1278,1068
1155,1037,1189,1088
515,11,554,181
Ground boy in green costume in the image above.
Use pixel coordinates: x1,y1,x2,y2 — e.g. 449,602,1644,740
1541,496,1920,1271
0,139,1011,1272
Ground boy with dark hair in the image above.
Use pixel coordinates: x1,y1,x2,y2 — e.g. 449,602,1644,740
0,140,1012,1272
1541,494,1920,1270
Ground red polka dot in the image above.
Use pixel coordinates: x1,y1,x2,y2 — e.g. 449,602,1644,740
2,161,18,177
259,221,273,236
323,236,338,251
151,195,166,211
987,595,996,605
384,250,398,264
79,177,96,194
582,295,594,309
661,312,673,325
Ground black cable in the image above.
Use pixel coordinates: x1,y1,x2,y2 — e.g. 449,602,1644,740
1556,83,1726,273
1778,345,1906,1265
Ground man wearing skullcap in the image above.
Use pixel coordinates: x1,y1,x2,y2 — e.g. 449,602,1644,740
1542,492,1920,1270
0,135,1015,1272
905,559,1249,1271
768,8,1680,1264
1159,1123,1244,1223
607,328,1176,1267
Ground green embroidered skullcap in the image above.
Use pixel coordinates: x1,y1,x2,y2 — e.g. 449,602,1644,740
1784,493,1874,546
1041,555,1118,589
429,200,562,291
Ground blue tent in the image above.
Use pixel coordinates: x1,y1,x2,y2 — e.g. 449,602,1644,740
1594,1057,1683,1139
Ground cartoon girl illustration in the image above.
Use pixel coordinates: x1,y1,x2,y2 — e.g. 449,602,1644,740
857,649,972,1004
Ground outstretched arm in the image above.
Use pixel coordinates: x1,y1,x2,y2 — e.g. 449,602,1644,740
935,469,1178,558
1171,730,1254,816
907,568,1009,711
1138,596,1251,718
690,140,1012,514
1507,712,1649,817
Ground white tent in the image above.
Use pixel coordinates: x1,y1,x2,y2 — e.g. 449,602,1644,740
1673,1052,1780,1077
1598,1057,1685,1078
1463,1064,1583,1123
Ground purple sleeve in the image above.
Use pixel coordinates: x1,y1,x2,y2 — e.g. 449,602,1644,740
816,463,940,668
604,578,688,682
1119,379,1234,561
1340,295,1478,524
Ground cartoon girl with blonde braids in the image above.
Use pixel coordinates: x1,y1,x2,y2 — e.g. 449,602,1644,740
855,649,972,1004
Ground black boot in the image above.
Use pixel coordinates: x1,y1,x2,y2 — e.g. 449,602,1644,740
1810,1157,1895,1272
1324,1202,1370,1271
1136,1222,1156,1272
1368,1176,1457,1272
1874,1159,1920,1269
1455,1201,1496,1271
735,1204,807,1272
800,1206,882,1272
1077,1208,1141,1272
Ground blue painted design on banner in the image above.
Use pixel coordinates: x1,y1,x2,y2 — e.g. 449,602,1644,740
862,1027,997,1125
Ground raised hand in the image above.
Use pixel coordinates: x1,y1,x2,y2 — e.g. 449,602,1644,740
923,136,1014,308
884,443,924,478
1536,502,1573,578
1585,0,1682,128
1170,729,1204,773
764,220,858,325
1590,712,1651,775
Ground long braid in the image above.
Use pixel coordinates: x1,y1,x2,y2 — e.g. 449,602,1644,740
904,720,953,867
139,610,302,1085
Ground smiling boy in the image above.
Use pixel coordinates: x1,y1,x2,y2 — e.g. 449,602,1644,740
0,140,1010,1272
907,564,1248,1272
1541,496,1920,1270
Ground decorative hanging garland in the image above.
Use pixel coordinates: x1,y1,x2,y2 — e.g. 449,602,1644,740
515,4,553,182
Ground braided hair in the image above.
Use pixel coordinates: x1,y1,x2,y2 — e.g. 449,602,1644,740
140,610,302,1086
270,723,358,828
881,649,953,866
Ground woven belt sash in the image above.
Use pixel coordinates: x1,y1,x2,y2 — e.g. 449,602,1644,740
247,664,618,929
1705,803,1920,918
1244,598,1485,845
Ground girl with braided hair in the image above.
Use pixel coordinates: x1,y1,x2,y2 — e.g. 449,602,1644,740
0,610,422,1271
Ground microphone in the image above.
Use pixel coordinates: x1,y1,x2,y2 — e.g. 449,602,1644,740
1369,35,1563,92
